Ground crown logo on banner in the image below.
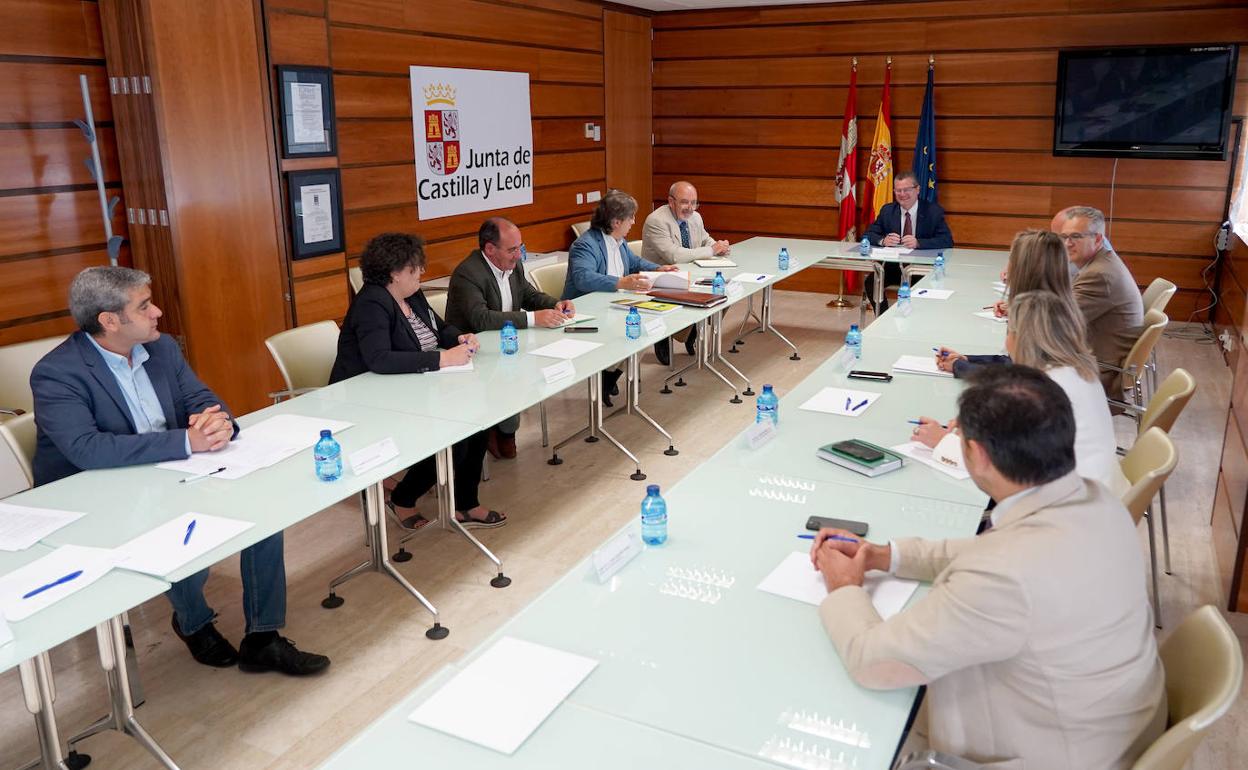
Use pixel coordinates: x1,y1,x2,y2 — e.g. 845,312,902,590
424,84,457,106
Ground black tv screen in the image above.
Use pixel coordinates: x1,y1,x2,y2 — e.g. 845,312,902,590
1053,44,1239,160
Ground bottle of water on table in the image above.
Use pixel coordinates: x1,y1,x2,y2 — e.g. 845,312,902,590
932,252,946,287
625,306,641,340
846,323,862,361
314,429,342,482
641,484,668,546
859,237,871,256
712,271,726,295
778,246,790,271
897,280,912,317
756,384,779,426
500,320,519,355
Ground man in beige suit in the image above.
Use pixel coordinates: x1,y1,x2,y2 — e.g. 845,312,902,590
1055,205,1144,396
641,181,730,363
811,365,1165,770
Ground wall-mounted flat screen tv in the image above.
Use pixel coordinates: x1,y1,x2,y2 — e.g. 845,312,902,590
1053,44,1239,160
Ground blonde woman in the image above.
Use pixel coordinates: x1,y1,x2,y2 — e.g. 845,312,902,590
915,291,1128,496
936,229,1080,376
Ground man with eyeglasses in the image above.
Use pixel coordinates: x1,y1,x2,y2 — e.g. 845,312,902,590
446,217,575,458
1053,206,1143,397
864,171,954,311
641,180,729,364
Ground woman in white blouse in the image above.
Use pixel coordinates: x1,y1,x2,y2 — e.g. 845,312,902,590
914,290,1129,496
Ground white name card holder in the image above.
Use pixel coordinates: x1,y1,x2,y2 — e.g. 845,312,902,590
348,437,400,476
643,318,668,338
591,530,643,583
744,419,777,449
542,360,575,384
726,282,745,298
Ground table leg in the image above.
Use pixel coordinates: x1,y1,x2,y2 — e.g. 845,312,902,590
19,653,70,770
732,295,765,351
760,286,800,360
709,309,753,398
625,352,678,456
697,315,746,401
87,616,179,770
548,369,648,480
434,446,511,588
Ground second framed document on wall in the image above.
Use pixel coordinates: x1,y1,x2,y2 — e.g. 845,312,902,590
288,169,344,259
277,65,336,158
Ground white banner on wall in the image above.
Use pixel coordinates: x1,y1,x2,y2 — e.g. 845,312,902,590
409,66,534,220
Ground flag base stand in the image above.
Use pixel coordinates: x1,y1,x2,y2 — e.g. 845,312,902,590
826,272,854,309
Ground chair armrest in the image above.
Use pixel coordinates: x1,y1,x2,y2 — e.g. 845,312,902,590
897,750,987,770
0,407,26,416
1106,398,1145,416
268,387,320,403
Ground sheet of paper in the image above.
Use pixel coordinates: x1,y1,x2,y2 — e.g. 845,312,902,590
973,310,1007,324
798,387,881,417
556,313,595,326
872,247,902,258
529,339,603,360
299,183,334,244
408,636,598,755
113,513,254,578
289,82,325,145
638,270,690,290
0,545,118,622
431,359,474,374
911,288,954,299
991,281,1008,295
757,551,919,619
891,441,971,480
892,354,953,378
0,502,86,552
156,414,354,479
731,272,773,284
693,258,736,268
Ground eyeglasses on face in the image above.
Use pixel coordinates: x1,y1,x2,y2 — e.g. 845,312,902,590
671,197,699,209
1060,232,1096,243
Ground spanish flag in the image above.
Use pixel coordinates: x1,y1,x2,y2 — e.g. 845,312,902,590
859,60,894,232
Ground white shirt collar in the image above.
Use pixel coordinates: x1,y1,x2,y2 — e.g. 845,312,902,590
900,200,919,220
481,252,511,282
989,485,1037,528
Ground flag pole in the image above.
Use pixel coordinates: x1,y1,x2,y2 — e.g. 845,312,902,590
827,55,858,309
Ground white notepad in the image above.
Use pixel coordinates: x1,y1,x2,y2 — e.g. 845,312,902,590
529,339,603,360
156,414,354,479
0,545,118,622
758,551,919,619
0,502,85,552
431,359,474,374
731,272,773,284
973,310,1007,324
911,288,954,300
798,387,881,417
113,513,255,577
693,258,736,268
408,636,598,754
556,313,595,326
891,441,971,480
892,354,953,378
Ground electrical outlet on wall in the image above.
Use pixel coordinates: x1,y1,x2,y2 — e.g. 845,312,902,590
576,193,584,205
587,190,601,203
584,122,595,138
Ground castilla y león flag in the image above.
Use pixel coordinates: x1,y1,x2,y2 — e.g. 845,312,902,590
835,63,858,241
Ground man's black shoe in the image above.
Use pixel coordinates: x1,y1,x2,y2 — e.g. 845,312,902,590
172,615,239,668
684,327,698,355
238,632,330,676
601,368,623,406
653,339,671,366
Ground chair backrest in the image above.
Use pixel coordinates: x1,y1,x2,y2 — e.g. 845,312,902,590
1140,368,1196,435
348,266,364,295
1119,427,1178,524
1142,278,1177,315
627,239,642,255
264,320,340,392
570,221,591,239
0,412,36,497
1130,605,1243,770
1121,310,1168,383
530,262,569,299
0,335,66,416
426,290,448,319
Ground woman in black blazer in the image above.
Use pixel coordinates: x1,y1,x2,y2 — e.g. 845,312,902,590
330,233,504,529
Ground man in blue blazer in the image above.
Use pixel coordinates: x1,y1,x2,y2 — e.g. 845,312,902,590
864,171,955,311
31,266,329,676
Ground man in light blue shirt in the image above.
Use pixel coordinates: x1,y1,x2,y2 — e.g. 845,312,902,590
31,267,329,676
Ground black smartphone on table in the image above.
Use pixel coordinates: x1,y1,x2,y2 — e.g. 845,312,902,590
805,515,869,537
564,326,598,333
848,370,892,382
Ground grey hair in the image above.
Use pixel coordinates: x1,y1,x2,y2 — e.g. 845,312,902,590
70,266,151,335
590,189,638,233
1063,206,1105,234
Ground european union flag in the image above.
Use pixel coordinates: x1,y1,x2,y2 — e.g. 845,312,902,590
913,66,938,203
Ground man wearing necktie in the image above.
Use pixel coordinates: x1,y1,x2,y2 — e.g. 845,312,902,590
864,172,954,312
641,181,731,364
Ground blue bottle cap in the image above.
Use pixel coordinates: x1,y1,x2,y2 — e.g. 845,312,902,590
646,484,660,495
849,323,859,331
320,429,332,438
762,383,774,392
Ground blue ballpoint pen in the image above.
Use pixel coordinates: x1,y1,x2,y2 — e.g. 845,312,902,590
844,396,851,411
22,570,84,600
931,347,948,358
908,419,948,428
917,289,928,295
798,534,858,543
183,519,197,545
851,398,869,411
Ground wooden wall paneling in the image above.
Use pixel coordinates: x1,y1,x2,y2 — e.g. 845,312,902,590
290,251,345,279
0,127,120,191
0,63,112,123
334,76,603,120
293,272,348,325
0,315,77,347
0,189,127,258
0,248,111,324
329,0,603,52
0,0,103,58
604,8,652,240
267,0,324,14
266,9,329,66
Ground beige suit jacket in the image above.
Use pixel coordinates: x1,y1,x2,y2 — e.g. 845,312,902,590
820,472,1165,770
1073,247,1144,395
641,204,716,264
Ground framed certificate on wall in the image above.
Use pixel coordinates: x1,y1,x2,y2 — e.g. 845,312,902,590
277,65,336,158
288,169,344,259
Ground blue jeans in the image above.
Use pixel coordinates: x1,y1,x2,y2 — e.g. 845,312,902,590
167,532,286,636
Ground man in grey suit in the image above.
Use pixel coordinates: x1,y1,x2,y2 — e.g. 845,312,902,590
810,365,1164,769
446,217,575,458
31,267,329,675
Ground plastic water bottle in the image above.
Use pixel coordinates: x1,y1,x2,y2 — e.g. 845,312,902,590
859,237,871,256
712,271,726,295
625,306,641,340
778,247,790,271
641,484,668,545
314,429,342,482
755,384,779,426
846,323,862,361
932,252,946,287
500,320,519,355
520,243,528,262
897,280,912,317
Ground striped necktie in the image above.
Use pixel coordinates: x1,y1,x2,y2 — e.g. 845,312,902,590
679,219,691,249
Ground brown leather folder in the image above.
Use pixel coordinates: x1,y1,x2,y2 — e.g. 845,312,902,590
647,289,729,308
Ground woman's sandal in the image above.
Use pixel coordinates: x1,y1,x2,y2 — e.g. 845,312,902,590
456,510,506,529
386,501,430,531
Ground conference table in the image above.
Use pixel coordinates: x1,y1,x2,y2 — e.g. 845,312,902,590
2,238,1007,770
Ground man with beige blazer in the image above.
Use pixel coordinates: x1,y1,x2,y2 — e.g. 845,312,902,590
811,365,1165,770
1055,206,1144,396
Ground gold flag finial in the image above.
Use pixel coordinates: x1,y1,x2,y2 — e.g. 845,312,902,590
852,56,858,69
886,56,892,67
929,54,935,68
